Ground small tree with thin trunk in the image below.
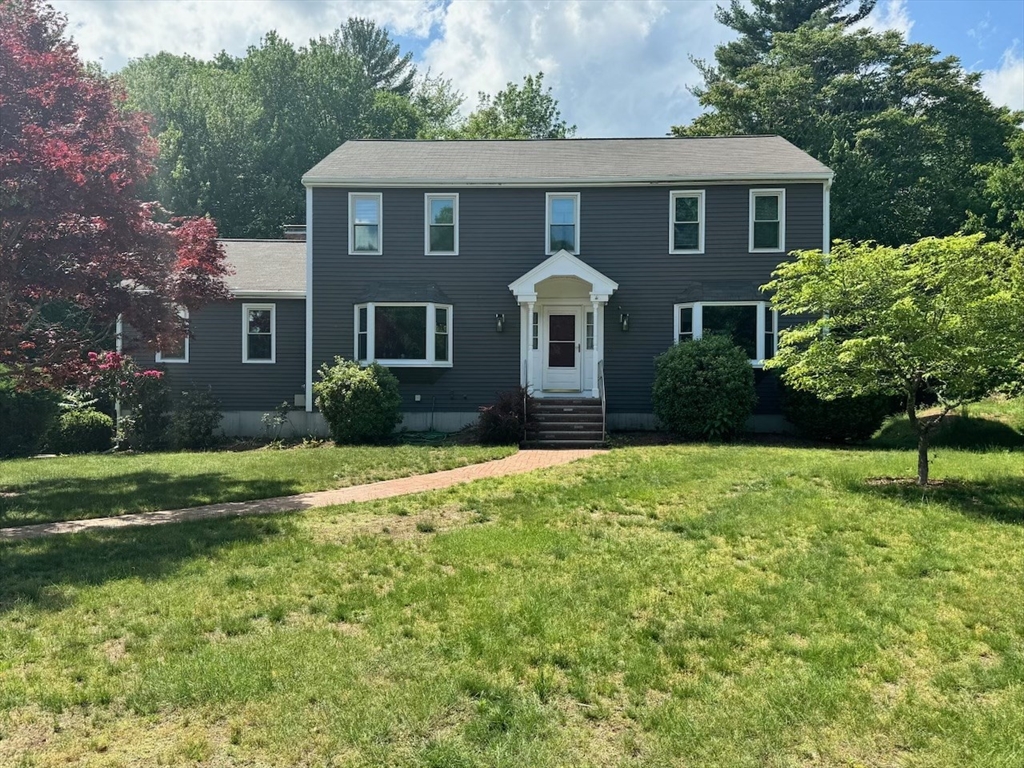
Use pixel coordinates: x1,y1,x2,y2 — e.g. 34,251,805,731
764,234,1024,485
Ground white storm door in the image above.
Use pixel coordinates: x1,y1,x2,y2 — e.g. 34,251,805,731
542,307,582,391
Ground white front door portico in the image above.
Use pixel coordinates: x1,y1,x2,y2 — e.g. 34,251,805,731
508,250,618,398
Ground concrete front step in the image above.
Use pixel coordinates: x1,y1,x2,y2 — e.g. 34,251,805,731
529,414,604,426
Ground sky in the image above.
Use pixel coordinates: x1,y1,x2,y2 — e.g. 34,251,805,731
54,0,1024,137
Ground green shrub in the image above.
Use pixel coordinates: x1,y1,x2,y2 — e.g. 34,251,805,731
120,372,170,451
314,358,402,444
170,388,223,450
52,409,114,454
0,373,59,458
781,386,897,442
478,388,528,445
652,335,757,440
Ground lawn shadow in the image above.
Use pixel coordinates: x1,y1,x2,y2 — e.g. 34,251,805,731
0,469,305,527
871,414,1024,452
0,515,291,614
845,475,1024,526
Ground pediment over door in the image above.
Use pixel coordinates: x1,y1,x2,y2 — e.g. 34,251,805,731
508,250,618,304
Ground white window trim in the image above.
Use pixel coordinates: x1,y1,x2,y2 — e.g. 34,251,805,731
354,302,453,368
242,302,276,364
155,307,189,364
424,193,459,256
348,192,383,256
673,301,778,368
749,188,786,253
669,189,706,254
545,191,580,255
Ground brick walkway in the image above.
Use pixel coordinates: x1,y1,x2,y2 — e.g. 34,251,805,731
0,449,603,542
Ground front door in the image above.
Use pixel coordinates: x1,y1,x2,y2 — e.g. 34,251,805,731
542,308,582,392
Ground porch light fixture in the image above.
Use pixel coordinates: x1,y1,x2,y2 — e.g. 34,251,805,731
619,311,630,332
495,313,505,332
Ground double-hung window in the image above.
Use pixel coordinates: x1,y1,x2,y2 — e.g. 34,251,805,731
354,302,453,367
349,192,382,255
546,192,579,254
750,189,785,252
242,303,275,363
673,301,778,366
155,307,189,364
425,194,458,255
670,190,705,253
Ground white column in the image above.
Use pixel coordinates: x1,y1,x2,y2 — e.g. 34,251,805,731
591,299,600,398
526,300,535,392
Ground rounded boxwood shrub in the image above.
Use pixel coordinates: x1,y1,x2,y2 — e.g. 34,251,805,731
314,358,402,444
652,335,757,440
170,387,223,450
52,409,114,454
781,385,897,442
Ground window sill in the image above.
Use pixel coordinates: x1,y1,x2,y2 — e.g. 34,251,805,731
243,359,276,365
425,251,459,257
669,249,705,255
349,250,383,256
156,359,188,364
749,248,785,254
360,360,453,368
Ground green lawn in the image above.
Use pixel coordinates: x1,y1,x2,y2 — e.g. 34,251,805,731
0,445,515,528
2,445,1023,766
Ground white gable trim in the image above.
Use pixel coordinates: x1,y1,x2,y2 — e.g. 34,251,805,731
508,250,618,303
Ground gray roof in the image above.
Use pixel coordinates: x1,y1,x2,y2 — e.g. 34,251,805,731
303,137,833,185
220,239,305,296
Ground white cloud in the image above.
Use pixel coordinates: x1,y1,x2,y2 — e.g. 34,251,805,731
421,0,728,136
857,0,914,38
981,45,1024,112
51,0,730,136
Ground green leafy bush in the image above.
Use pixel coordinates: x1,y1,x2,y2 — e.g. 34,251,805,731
0,373,59,458
781,385,897,442
478,388,528,445
120,372,171,451
314,358,402,444
652,335,757,440
170,388,223,450
51,409,114,454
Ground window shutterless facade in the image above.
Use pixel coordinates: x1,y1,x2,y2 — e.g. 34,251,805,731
669,190,705,254
749,189,786,252
673,301,778,366
354,302,453,367
155,307,189,363
424,193,458,255
546,192,580,254
242,303,276,363
349,192,382,255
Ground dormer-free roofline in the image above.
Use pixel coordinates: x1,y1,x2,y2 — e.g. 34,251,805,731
302,173,834,188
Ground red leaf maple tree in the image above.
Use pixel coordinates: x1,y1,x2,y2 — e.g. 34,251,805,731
0,0,230,388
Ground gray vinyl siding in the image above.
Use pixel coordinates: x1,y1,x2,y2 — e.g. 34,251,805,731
311,183,823,416
131,299,306,411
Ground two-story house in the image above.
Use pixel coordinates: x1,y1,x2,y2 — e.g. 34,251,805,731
134,137,833,441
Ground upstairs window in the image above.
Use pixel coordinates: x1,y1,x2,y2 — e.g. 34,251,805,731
425,194,459,255
355,302,453,367
750,189,785,252
242,303,276,363
546,192,579,254
674,301,777,366
156,307,189,364
670,190,705,253
349,193,382,255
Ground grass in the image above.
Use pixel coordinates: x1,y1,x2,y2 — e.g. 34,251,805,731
0,444,515,528
2,444,1023,766
872,396,1024,452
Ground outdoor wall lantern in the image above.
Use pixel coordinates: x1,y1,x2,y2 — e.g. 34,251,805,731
495,313,505,333
619,310,630,332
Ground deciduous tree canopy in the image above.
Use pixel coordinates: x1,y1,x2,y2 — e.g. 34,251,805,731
455,73,577,140
0,0,229,388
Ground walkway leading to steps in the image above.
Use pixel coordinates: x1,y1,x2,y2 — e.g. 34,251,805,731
0,449,604,542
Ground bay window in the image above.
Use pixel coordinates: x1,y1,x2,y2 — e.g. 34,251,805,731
674,301,777,366
354,302,453,366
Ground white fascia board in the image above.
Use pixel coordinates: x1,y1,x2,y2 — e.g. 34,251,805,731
302,172,836,188
230,290,306,299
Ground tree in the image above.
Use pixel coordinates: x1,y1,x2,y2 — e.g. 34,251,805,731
337,18,416,97
967,132,1024,249
764,235,1024,485
1,0,229,388
457,73,576,139
712,0,876,75
676,25,1021,246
